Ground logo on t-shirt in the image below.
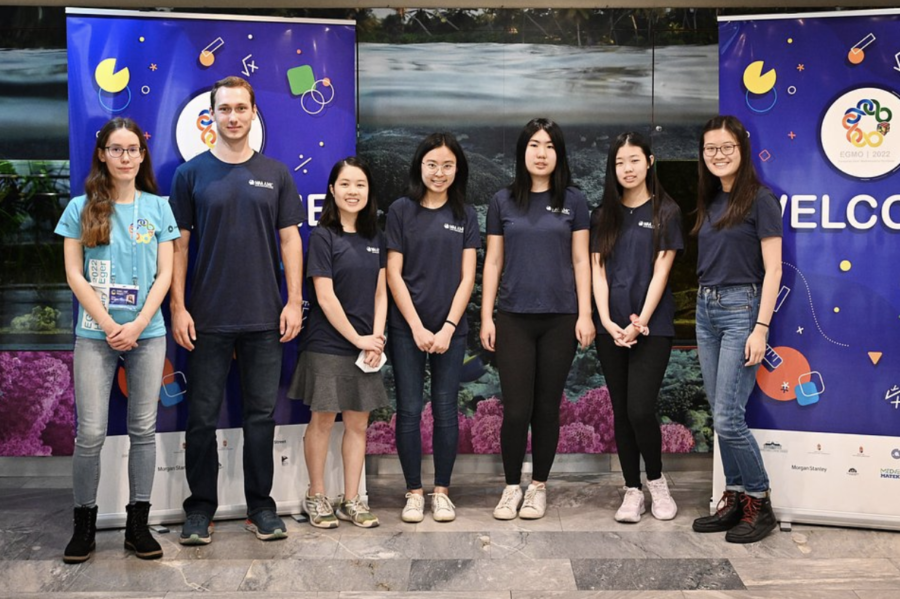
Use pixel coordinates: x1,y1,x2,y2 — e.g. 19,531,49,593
129,218,156,243
638,220,654,229
443,223,465,234
546,206,571,215
367,246,380,254
248,179,275,190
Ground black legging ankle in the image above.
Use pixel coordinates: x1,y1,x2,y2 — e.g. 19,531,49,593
495,311,578,485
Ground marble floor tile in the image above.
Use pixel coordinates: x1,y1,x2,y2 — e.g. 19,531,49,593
0,593,166,599
513,592,686,598
239,559,411,592
333,532,492,560
339,593,510,599
570,559,745,591
683,591,859,598
163,529,339,560
414,507,563,533
166,593,323,599
728,558,900,590
70,559,253,593
489,531,648,560
407,558,577,592
854,591,900,599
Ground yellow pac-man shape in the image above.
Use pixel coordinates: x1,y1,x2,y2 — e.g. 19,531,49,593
743,60,777,95
95,58,130,94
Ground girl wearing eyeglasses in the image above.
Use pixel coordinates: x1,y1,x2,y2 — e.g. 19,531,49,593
385,133,480,523
591,132,683,524
481,118,595,520
691,115,782,543
55,117,178,563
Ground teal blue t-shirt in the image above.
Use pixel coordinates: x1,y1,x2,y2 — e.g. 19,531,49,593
54,192,180,340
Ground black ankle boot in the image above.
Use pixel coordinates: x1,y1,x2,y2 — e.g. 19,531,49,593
725,492,777,543
692,490,743,533
125,502,163,559
64,505,98,563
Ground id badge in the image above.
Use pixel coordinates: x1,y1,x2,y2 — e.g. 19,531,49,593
108,284,140,311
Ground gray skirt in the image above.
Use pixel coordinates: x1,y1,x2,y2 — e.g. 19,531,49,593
288,351,389,413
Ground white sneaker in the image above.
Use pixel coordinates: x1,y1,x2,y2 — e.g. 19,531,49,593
430,492,456,522
401,492,425,523
646,477,677,520
518,483,547,519
615,487,646,523
492,485,523,520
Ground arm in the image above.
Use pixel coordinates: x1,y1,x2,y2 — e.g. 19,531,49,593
63,238,122,339
169,229,195,350
365,269,389,367
432,248,476,355
313,276,385,354
480,235,504,352
572,229,596,349
745,236,782,366
386,250,434,351
107,240,175,351
592,252,631,347
279,225,304,343
621,249,677,345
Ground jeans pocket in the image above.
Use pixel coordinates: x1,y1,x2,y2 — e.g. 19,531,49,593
716,289,753,312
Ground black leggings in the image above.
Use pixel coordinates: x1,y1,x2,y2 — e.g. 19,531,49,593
495,311,577,485
595,334,672,489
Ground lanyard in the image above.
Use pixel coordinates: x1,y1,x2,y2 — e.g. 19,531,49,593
110,191,139,286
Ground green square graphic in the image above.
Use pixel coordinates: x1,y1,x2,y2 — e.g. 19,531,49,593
287,65,315,96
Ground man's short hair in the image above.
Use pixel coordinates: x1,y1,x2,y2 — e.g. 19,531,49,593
210,76,256,109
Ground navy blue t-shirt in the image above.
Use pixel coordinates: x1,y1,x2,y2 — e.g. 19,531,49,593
385,197,481,337
169,151,305,333
301,226,386,356
486,187,590,314
591,200,684,337
697,187,783,287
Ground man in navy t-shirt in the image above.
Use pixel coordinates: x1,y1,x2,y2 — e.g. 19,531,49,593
168,77,305,545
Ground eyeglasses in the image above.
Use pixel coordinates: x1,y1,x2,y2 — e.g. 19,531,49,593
422,161,457,175
105,146,144,158
703,143,738,157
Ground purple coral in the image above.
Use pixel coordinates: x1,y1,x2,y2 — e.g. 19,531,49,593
661,422,695,453
365,420,396,455
575,387,616,453
457,412,473,454
557,422,601,453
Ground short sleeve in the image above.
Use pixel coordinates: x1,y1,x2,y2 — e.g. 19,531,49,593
660,203,685,252
571,188,590,231
168,166,194,231
463,205,481,249
486,192,503,235
378,232,387,269
54,197,84,239
755,188,783,239
276,165,305,229
385,200,404,252
306,228,334,278
157,197,181,243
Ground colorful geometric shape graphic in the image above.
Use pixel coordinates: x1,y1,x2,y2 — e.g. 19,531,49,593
94,58,130,93
743,60,777,95
287,65,316,96
756,346,811,401
868,351,883,365
199,37,224,68
796,381,820,406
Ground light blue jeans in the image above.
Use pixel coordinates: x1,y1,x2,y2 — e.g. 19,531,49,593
696,285,770,496
72,335,166,507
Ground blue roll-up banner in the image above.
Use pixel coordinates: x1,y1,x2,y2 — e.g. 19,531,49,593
716,9,900,529
66,9,357,527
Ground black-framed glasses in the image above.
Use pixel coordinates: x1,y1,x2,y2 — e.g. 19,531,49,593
105,146,143,158
703,143,738,157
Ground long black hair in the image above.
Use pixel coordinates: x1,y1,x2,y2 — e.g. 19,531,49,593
319,156,379,239
591,131,678,265
407,132,469,220
692,115,762,235
510,118,573,212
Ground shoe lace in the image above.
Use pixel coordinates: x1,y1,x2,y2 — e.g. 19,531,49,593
312,495,333,516
648,479,672,501
739,494,762,523
405,492,424,508
522,485,543,507
622,487,643,509
498,486,520,510
430,493,455,512
73,509,94,539
714,490,737,516
346,496,371,515
185,513,208,528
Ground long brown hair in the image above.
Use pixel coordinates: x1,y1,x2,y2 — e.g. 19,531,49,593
691,115,761,235
81,118,158,247
591,131,678,266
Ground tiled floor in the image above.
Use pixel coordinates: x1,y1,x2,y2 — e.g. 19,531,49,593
1,469,899,598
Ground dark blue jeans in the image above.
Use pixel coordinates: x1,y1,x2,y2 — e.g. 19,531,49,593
183,329,282,518
389,328,466,490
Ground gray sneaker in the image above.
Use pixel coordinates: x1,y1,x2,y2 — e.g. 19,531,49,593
336,495,379,528
303,492,339,529
180,512,213,545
